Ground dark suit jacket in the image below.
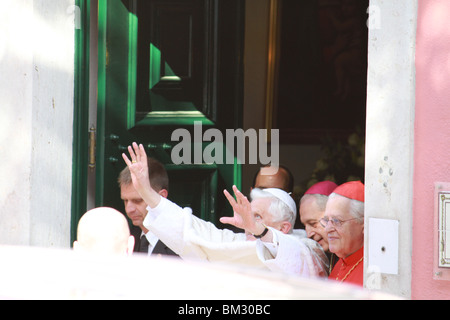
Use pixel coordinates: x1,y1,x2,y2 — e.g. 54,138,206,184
131,225,179,257
152,239,179,256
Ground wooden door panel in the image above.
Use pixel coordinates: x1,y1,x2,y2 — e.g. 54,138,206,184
135,0,218,126
97,0,243,225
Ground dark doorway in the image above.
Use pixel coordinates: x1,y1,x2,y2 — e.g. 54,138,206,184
274,0,368,144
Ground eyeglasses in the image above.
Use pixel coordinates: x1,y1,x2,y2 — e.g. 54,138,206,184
320,217,359,228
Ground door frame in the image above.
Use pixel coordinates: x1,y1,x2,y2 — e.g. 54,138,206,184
71,0,91,243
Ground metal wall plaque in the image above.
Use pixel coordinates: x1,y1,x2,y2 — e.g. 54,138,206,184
438,192,450,268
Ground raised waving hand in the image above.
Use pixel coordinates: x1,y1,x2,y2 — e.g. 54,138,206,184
221,186,271,241
122,142,161,208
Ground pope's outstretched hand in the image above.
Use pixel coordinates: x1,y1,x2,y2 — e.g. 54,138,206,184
221,186,272,242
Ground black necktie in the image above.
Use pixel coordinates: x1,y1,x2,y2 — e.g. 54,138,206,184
140,235,149,253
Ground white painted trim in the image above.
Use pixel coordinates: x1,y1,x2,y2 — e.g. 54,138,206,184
364,0,418,298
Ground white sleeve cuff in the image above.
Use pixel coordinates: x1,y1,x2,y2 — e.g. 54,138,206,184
256,227,279,260
144,197,169,226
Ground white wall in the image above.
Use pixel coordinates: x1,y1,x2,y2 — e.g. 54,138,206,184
0,0,75,248
364,0,417,298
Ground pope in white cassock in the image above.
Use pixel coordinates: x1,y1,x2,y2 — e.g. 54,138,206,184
122,143,329,278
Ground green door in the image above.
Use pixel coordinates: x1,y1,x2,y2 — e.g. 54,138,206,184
95,0,244,226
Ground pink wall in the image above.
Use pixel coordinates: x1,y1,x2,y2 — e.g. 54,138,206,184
414,0,450,299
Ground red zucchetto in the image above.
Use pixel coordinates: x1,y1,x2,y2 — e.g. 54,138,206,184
332,181,365,202
305,181,338,196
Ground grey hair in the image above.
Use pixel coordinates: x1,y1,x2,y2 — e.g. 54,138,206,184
250,188,296,233
328,193,364,223
300,194,329,211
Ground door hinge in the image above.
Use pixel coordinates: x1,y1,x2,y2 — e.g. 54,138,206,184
89,125,96,170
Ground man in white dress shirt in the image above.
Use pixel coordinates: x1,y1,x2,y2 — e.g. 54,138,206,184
122,143,328,277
